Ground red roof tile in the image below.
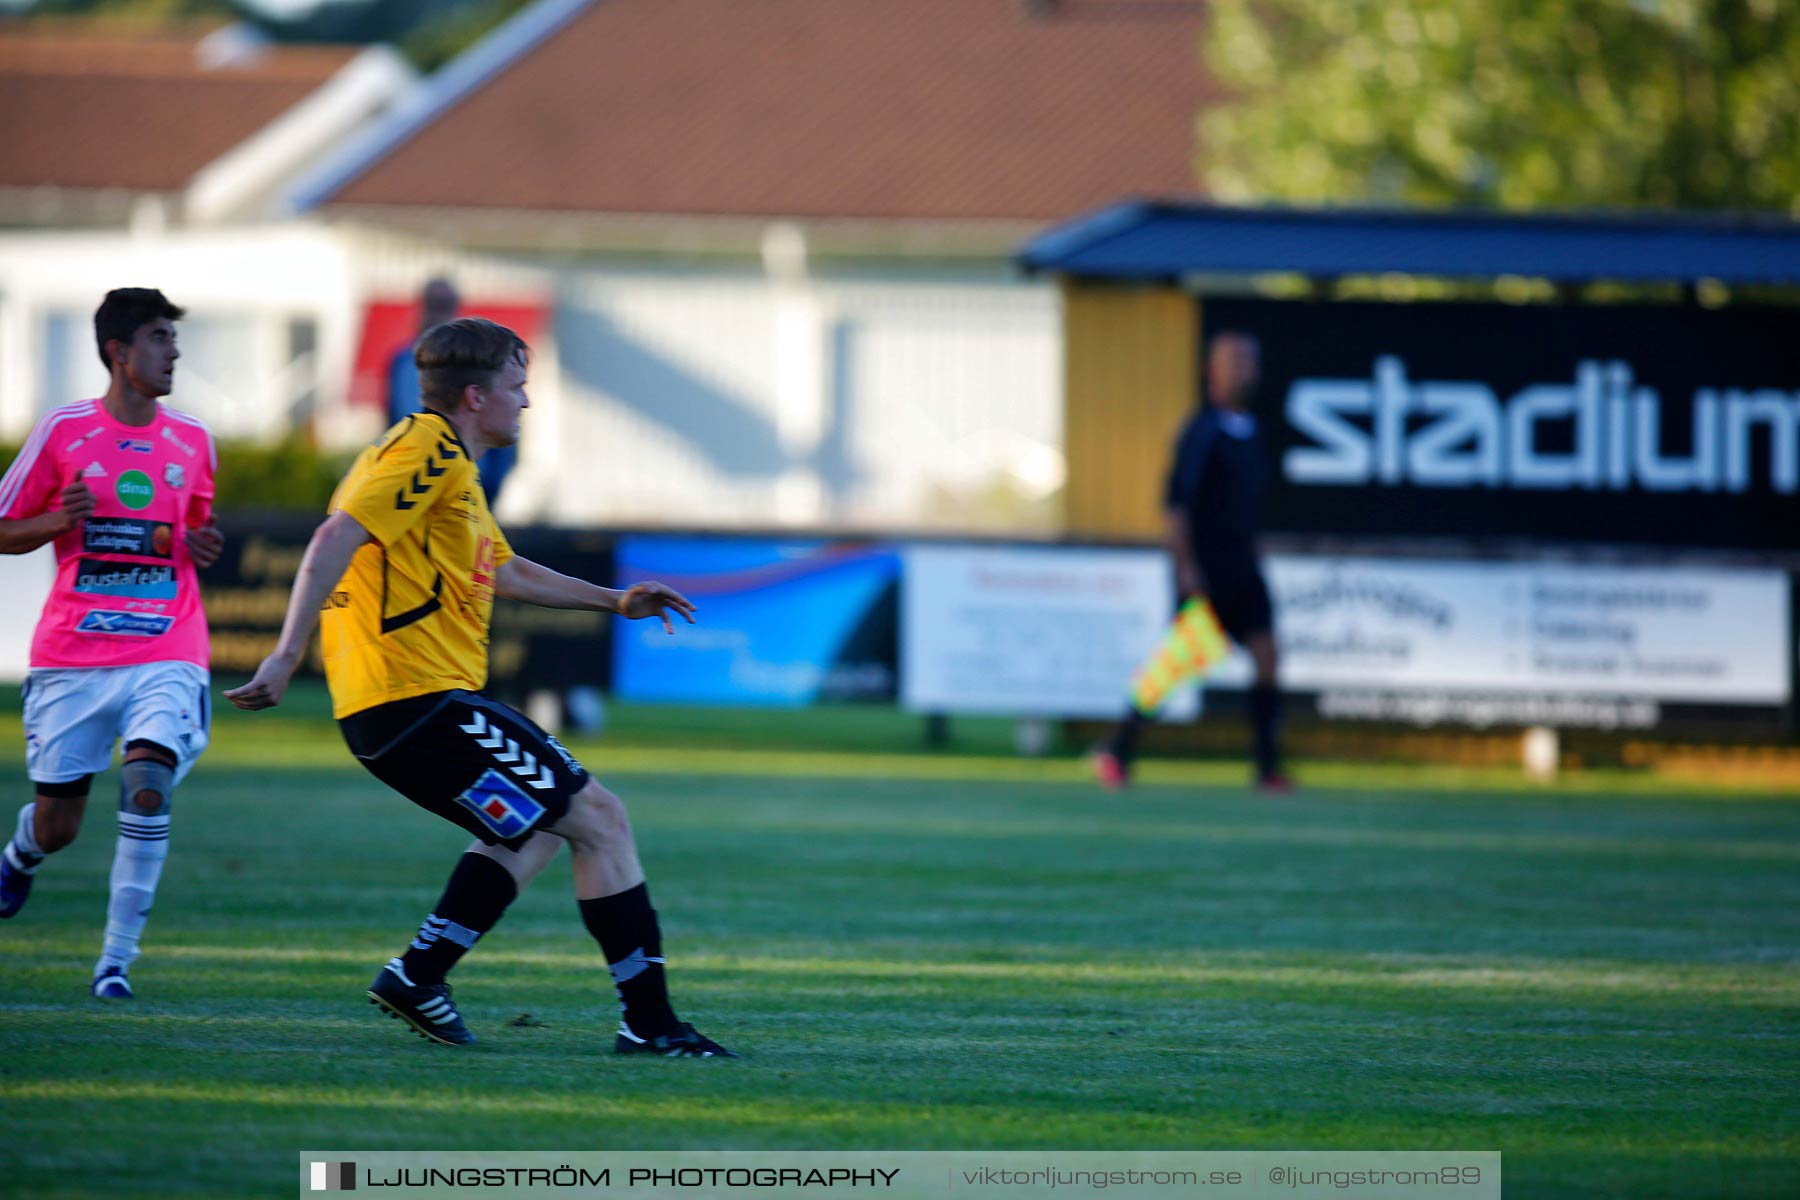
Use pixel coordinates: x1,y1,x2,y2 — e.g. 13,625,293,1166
0,23,358,192
329,0,1215,222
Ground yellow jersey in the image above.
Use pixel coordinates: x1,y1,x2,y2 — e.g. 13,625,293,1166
320,412,514,718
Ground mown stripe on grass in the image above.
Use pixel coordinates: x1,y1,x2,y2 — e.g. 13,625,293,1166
7,711,1800,797
627,810,1800,864
3,1078,1792,1163
3,941,1795,1003
0,1077,960,1131
582,749,1800,799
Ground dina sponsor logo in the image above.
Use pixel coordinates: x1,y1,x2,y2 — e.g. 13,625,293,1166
115,469,155,510
75,609,174,637
82,518,173,558
1285,357,1800,494
74,559,177,599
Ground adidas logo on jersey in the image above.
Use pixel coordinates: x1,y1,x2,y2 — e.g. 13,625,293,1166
81,460,109,478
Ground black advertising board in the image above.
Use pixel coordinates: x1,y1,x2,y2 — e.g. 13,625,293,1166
1202,299,1800,550
206,515,614,692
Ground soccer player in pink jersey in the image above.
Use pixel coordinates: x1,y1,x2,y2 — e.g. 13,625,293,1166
0,288,223,1000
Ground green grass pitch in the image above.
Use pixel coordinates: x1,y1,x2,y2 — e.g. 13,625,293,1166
0,691,1796,1198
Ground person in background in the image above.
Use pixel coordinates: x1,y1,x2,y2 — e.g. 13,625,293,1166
1092,330,1291,795
387,278,516,507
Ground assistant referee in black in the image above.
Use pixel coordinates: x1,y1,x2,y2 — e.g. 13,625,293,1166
1093,329,1290,792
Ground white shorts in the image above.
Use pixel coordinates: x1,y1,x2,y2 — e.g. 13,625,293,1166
22,661,211,787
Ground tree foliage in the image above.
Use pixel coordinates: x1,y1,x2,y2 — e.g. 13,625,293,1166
398,0,529,73
26,0,232,20
1199,0,1800,213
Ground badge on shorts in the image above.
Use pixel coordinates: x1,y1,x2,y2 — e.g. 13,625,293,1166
453,768,547,840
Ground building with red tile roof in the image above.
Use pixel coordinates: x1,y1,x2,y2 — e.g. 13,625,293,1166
298,0,1214,252
0,20,414,226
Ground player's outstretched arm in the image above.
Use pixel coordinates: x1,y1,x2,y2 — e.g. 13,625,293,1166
493,556,696,634
224,510,373,710
0,481,94,556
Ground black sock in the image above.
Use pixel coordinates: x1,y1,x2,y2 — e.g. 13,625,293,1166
400,852,518,986
1249,685,1284,780
1107,705,1152,767
579,882,678,1039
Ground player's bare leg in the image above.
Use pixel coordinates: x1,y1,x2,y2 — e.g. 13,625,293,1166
1,787,87,919
545,779,644,898
471,828,562,887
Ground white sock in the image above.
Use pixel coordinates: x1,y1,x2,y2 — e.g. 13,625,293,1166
99,812,170,971
5,802,44,872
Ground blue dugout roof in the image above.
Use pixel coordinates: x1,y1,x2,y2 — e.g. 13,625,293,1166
1017,200,1800,285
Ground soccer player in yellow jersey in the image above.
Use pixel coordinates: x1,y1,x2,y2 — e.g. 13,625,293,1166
226,318,733,1056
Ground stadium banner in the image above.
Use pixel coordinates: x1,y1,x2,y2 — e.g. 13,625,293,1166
298,1150,1500,1198
613,535,899,706
1201,298,1800,550
900,543,1198,719
899,543,1786,726
1196,555,1790,726
203,515,614,692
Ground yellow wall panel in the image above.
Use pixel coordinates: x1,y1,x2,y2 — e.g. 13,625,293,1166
1059,281,1198,540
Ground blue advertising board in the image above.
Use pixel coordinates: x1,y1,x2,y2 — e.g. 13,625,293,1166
613,536,900,706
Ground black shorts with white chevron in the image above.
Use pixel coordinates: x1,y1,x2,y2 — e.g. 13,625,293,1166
338,690,589,850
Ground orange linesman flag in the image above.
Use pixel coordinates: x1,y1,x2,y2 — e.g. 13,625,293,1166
1129,596,1231,715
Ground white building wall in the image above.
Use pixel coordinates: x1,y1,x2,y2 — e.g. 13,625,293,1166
0,224,1064,536
543,263,1063,533
0,225,361,442
551,267,786,525
827,280,1062,531
0,224,558,454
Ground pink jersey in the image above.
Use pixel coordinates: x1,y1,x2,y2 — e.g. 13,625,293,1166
0,398,216,669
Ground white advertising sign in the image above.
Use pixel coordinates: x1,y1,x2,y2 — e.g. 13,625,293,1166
1209,556,1789,707
901,544,1197,719
902,544,1788,723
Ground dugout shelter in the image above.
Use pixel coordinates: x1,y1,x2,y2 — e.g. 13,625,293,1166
1020,202,1800,740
